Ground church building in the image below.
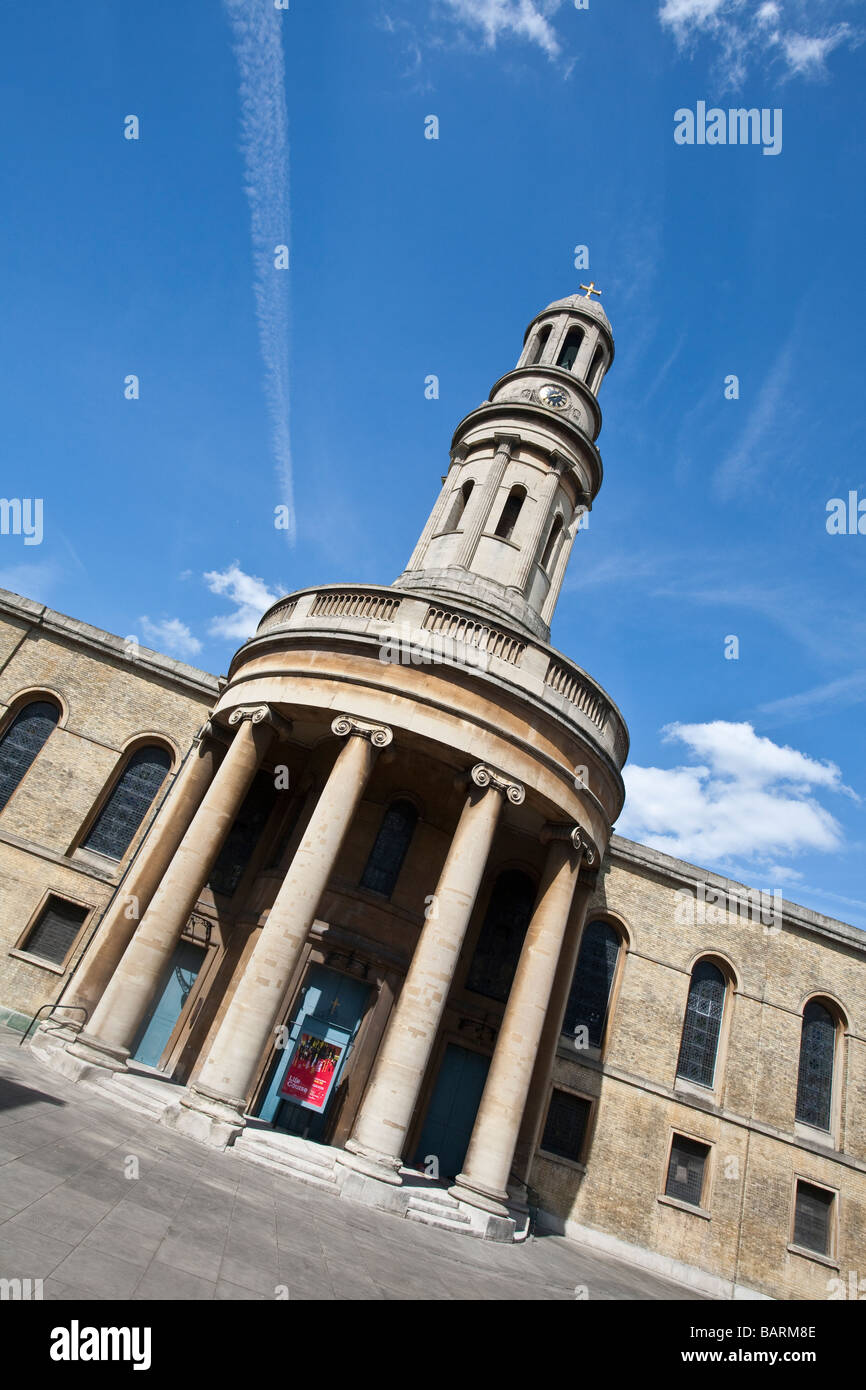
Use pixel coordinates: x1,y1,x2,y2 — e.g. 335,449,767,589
1,290,863,1300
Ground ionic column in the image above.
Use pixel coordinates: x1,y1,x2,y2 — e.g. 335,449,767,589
450,826,595,1214
455,435,518,569
343,763,524,1180
59,728,221,1019
404,447,466,571
510,454,564,593
510,875,595,1188
75,706,283,1065
183,715,392,1123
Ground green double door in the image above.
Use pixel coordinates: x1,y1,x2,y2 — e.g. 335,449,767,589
414,1044,490,1180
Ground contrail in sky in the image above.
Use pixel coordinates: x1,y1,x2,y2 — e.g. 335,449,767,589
223,0,294,543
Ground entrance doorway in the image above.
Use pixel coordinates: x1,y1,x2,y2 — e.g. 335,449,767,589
132,940,207,1069
414,1043,490,1180
256,964,370,1143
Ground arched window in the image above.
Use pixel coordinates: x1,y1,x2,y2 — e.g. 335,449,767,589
795,1000,837,1131
676,959,726,1088
444,480,474,533
564,920,621,1048
0,699,60,812
360,799,418,898
83,744,172,860
528,325,552,366
540,514,564,573
494,486,526,541
466,869,536,1002
588,343,606,391
556,327,584,372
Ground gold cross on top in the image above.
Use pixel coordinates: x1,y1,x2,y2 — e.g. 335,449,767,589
580,282,602,300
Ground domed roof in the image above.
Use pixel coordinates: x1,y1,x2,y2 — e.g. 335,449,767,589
536,290,612,335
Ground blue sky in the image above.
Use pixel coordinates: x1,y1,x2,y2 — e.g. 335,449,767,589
1,0,864,925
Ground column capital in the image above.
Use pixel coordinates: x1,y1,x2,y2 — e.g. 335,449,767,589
470,763,525,805
492,432,520,454
331,713,394,748
227,704,293,740
541,822,598,865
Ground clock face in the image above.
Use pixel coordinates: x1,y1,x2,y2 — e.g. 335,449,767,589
538,383,569,409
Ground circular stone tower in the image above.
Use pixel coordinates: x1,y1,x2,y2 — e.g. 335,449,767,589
60,289,629,1239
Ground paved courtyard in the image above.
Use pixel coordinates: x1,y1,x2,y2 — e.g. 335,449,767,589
0,1029,705,1301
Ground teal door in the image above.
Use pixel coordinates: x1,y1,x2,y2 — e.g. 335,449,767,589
414,1044,490,1180
256,965,370,1142
132,941,206,1069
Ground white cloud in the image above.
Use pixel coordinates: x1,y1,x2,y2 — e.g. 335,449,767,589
618,720,850,866
204,563,283,641
442,0,564,60
138,616,203,660
658,0,861,83
223,1,295,542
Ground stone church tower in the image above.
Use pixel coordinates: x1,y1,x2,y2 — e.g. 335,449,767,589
45,289,629,1239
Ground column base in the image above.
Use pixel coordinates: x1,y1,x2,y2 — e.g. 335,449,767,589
160,1084,247,1151
338,1139,404,1186
61,1032,131,1080
449,1174,511,1218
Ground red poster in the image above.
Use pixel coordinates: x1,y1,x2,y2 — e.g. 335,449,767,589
279,1033,344,1112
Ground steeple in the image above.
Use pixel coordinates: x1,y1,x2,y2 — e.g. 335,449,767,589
395,289,614,643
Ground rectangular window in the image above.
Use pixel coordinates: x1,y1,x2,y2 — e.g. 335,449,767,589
541,1090,591,1163
21,896,89,966
665,1134,710,1208
793,1180,835,1256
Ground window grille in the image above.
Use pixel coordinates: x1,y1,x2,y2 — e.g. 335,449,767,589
676,960,726,1088
208,771,278,898
360,799,418,898
793,1180,834,1255
0,700,59,812
795,1000,836,1130
541,1091,591,1163
564,920,620,1048
466,870,536,1003
22,896,89,966
84,745,171,860
665,1135,709,1208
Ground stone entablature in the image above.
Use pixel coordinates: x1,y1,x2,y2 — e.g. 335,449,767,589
251,583,630,775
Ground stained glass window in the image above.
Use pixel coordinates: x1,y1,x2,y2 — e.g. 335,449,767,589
208,771,278,898
793,1180,834,1255
541,1090,591,1163
83,745,171,860
676,960,726,1088
795,1000,836,1131
564,920,621,1048
360,799,417,898
0,700,59,812
665,1134,709,1208
22,895,89,966
466,870,536,1003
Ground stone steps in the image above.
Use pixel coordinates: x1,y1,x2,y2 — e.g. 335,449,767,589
231,1128,341,1194
405,1188,481,1236
90,1070,180,1121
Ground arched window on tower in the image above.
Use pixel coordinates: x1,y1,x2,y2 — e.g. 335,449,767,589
564,920,622,1049
360,798,418,898
494,486,526,541
556,327,584,372
588,344,606,392
444,480,474,533
795,999,838,1131
527,325,552,366
83,744,172,860
540,514,564,573
466,869,536,1002
676,959,727,1088
0,699,60,813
